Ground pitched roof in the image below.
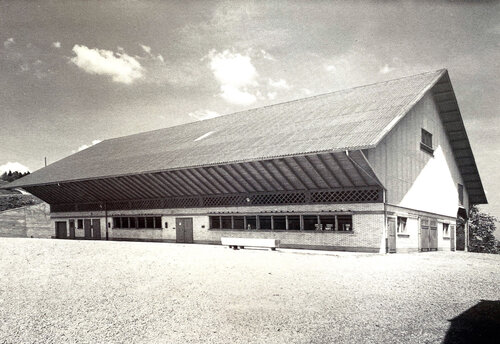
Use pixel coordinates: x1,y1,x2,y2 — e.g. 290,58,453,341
3,69,486,203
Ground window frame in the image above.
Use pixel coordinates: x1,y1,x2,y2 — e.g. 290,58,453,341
420,128,434,154
397,217,407,234
208,214,353,232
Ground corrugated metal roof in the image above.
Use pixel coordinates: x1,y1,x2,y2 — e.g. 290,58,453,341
5,69,484,205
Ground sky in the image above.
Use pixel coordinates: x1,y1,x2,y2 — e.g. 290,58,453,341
0,0,499,218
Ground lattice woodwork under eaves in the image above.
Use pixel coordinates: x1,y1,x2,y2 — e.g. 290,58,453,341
51,187,383,213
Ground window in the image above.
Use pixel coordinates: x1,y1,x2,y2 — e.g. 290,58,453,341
245,216,257,230
210,216,221,229
77,219,83,229
208,214,353,232
337,215,352,231
233,216,245,229
113,216,161,229
421,129,433,154
458,184,464,205
443,223,449,237
397,217,407,233
287,216,301,230
303,215,318,231
221,216,232,229
319,215,336,231
258,216,272,230
273,216,286,230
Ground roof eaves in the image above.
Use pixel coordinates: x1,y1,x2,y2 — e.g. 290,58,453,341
369,69,447,148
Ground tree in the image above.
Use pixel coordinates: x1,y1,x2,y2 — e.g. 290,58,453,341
468,205,499,254
0,170,30,183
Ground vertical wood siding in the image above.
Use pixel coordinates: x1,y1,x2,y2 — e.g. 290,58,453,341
366,91,469,217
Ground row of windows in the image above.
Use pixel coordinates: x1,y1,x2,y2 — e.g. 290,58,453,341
209,214,353,231
113,216,162,229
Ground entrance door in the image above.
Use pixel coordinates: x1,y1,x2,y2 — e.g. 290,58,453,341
456,223,465,251
92,219,101,239
429,219,438,251
387,217,396,253
176,218,193,243
83,219,92,239
69,220,75,239
55,221,67,239
450,225,456,251
420,218,430,251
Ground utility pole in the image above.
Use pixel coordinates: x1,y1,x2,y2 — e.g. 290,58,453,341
44,157,47,167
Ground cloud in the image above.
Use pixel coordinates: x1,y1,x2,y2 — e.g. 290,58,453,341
267,91,277,100
268,78,291,89
77,139,102,152
325,65,337,73
70,45,144,84
207,49,259,105
188,109,221,121
0,162,30,174
220,85,257,106
379,64,395,74
52,41,61,48
3,37,15,48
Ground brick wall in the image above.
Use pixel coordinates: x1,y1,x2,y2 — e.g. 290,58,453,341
51,202,385,252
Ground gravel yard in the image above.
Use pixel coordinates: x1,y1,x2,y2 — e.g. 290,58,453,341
0,238,499,344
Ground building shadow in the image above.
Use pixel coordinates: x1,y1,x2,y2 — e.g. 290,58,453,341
443,300,500,344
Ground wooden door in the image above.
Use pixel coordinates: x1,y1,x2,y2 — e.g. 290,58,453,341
456,222,465,251
420,218,430,251
69,220,75,239
450,225,455,251
429,220,438,251
55,221,67,239
83,219,92,239
92,219,101,239
176,218,193,243
387,217,396,253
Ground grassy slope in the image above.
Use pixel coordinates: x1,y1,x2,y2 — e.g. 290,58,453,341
0,238,499,344
0,194,43,212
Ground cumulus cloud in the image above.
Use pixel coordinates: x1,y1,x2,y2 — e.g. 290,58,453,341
379,64,395,74
0,162,30,174
207,49,259,106
3,37,15,48
52,41,61,48
268,78,291,89
77,139,102,152
267,91,277,100
188,109,221,121
70,45,144,84
138,43,164,64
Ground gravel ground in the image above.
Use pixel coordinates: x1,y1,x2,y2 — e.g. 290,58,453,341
0,238,499,344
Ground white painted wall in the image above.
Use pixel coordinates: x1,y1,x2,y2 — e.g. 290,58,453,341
366,91,469,218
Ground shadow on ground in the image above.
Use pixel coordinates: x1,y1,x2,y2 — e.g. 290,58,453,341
443,300,500,344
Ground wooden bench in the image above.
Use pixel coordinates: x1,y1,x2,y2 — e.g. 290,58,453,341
221,237,280,251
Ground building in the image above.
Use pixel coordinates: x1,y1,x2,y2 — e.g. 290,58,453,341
2,69,487,253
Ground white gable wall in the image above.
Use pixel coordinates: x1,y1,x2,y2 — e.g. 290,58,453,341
366,91,468,218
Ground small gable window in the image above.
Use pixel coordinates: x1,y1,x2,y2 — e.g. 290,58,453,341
421,129,433,154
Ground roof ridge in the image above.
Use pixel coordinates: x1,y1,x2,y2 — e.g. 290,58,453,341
103,68,447,143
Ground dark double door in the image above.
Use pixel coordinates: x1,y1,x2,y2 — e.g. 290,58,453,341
420,218,437,251
176,218,193,243
83,219,101,239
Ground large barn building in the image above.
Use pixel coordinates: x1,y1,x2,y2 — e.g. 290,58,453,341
3,69,487,253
